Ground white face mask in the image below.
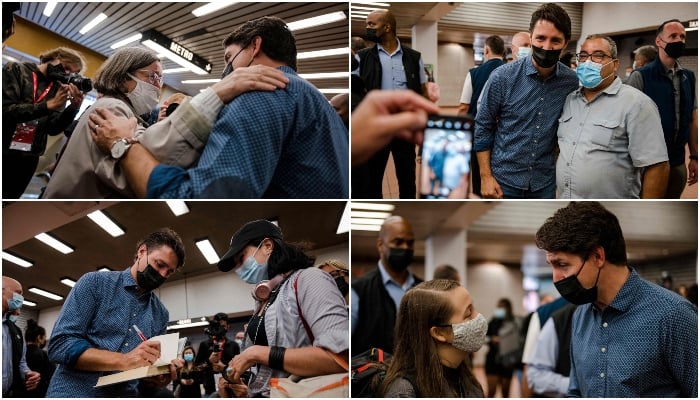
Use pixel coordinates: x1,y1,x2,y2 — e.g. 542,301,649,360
126,73,160,116
448,313,488,353
517,46,532,59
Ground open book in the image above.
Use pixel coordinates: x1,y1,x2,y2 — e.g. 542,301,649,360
95,333,187,387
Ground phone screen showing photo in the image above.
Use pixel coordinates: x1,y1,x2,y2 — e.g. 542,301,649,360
420,115,473,199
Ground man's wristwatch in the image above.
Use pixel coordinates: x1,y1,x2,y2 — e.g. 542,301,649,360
110,137,138,159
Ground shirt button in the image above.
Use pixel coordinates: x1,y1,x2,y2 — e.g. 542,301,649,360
600,373,605,378
603,322,608,328
125,342,129,347
601,347,607,353
536,126,540,129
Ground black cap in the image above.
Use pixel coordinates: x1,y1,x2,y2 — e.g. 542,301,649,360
218,220,282,272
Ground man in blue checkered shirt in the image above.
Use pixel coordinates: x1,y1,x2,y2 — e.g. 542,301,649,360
536,202,697,397
474,3,579,199
90,16,348,199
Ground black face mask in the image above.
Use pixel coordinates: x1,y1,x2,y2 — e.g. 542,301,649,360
46,63,65,78
554,260,601,305
662,40,685,59
334,276,349,297
531,45,562,69
365,28,381,43
387,248,413,272
137,255,166,291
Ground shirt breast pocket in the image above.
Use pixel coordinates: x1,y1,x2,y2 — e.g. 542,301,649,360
589,119,623,149
557,113,574,141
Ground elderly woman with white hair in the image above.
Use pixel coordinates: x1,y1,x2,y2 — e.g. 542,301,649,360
44,46,288,198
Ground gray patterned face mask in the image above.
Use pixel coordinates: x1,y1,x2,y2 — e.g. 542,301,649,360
446,313,488,352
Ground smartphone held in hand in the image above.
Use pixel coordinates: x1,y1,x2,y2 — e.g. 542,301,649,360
420,115,474,199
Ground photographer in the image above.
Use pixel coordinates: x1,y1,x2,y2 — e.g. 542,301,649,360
195,313,240,396
2,46,88,198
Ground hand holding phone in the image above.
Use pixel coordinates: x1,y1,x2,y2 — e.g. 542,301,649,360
420,115,473,199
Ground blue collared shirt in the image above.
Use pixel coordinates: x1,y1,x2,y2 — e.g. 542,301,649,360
2,315,30,394
474,56,579,191
568,268,697,397
146,66,349,199
350,261,417,335
46,268,169,397
376,38,427,90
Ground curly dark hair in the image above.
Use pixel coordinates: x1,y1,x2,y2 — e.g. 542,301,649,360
223,16,297,71
535,202,627,265
530,3,572,42
135,227,186,268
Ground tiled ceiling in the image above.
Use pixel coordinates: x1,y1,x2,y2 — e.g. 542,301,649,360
2,201,349,311
350,2,583,48
14,2,349,98
351,201,698,268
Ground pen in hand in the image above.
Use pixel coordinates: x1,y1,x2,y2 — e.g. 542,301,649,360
133,324,148,342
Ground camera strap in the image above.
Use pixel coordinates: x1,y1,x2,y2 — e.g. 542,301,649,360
32,72,54,104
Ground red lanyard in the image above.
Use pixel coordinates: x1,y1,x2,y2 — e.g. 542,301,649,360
32,72,54,104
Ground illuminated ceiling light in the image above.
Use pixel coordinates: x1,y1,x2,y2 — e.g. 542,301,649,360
351,224,382,232
351,202,396,212
23,300,37,307
287,11,347,31
60,278,76,288
352,1,391,6
2,251,32,268
43,1,58,17
166,200,190,216
352,6,387,11
181,79,221,84
337,202,350,234
79,13,107,34
299,72,348,80
97,267,112,272
162,67,189,74
350,210,392,219
319,88,350,94
298,47,349,60
28,287,63,301
110,33,143,49
192,1,239,17
87,210,125,237
35,233,74,254
167,317,209,330
195,239,219,264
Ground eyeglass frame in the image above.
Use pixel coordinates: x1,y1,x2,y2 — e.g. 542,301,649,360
575,52,616,64
136,69,164,86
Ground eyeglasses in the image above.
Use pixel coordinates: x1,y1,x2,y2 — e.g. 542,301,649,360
576,52,614,63
137,69,163,86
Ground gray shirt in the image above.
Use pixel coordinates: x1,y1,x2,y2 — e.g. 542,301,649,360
243,268,348,397
556,78,668,198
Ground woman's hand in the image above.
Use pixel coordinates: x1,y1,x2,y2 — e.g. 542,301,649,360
226,345,266,382
88,107,138,155
212,65,289,103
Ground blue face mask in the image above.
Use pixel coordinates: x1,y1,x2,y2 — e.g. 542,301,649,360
517,46,532,59
8,314,18,323
7,292,23,311
183,353,194,362
494,307,506,319
576,59,614,89
235,241,269,284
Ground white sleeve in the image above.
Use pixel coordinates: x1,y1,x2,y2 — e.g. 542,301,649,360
459,73,473,104
527,318,569,397
521,313,540,363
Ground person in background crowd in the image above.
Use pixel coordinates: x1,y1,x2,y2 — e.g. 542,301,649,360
217,219,348,397
2,46,87,198
357,9,438,199
510,31,532,61
46,228,185,397
2,276,41,397
557,34,669,198
175,346,203,398
474,3,579,199
380,280,485,397
458,35,506,197
559,51,576,70
90,16,348,199
352,216,422,356
484,298,521,398
627,19,698,198
24,319,55,397
44,46,289,199
196,312,239,397
351,90,439,166
536,201,697,397
318,259,350,304
632,44,657,69
157,92,191,123
330,93,349,129
433,264,460,283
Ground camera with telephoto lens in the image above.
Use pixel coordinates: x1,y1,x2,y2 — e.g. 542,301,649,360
47,70,93,93
205,319,227,341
